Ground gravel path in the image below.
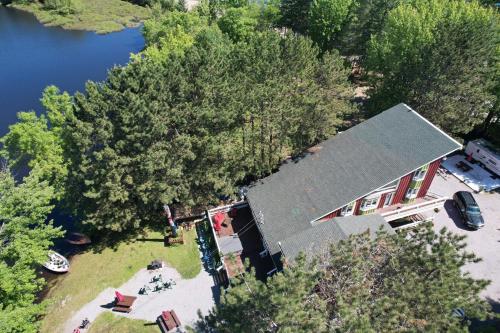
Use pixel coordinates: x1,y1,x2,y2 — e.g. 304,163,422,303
64,264,218,332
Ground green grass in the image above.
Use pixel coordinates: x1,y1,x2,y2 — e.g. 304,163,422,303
10,0,151,34
87,312,160,333
40,229,200,333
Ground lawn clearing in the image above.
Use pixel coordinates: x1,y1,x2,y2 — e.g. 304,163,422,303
40,229,200,333
87,312,159,333
10,0,151,34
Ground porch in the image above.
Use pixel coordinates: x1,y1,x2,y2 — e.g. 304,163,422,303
376,192,448,222
207,204,275,281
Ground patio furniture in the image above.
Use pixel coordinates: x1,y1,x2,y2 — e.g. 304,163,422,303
112,291,136,312
148,260,163,270
157,310,181,332
113,305,132,313
139,285,151,295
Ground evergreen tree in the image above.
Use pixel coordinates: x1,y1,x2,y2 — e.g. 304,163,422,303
66,17,353,232
279,0,312,34
202,224,492,332
203,256,327,332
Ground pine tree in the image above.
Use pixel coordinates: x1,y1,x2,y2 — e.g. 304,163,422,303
66,18,353,232
202,224,492,332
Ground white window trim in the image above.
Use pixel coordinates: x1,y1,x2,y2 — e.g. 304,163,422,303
413,168,427,181
359,197,379,211
340,202,355,216
405,188,418,199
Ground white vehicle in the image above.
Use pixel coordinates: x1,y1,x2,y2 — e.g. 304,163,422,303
465,139,500,177
43,251,69,273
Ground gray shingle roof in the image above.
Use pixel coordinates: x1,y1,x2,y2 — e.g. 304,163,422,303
247,103,461,256
279,214,394,260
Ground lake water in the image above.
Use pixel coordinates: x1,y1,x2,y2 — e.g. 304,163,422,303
0,6,144,136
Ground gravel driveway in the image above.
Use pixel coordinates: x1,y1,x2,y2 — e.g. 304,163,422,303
429,172,500,310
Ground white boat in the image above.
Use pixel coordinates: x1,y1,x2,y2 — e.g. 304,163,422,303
43,251,69,273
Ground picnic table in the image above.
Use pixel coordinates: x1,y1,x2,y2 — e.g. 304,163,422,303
112,292,137,313
157,310,181,332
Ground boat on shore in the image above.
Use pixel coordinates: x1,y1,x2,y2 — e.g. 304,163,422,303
66,232,91,245
43,251,69,273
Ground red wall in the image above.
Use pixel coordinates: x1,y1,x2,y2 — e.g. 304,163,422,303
391,173,413,205
377,193,387,209
417,159,441,198
353,199,362,215
318,209,340,222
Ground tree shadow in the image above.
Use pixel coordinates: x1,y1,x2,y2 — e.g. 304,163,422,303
469,297,500,332
443,200,470,231
136,238,164,242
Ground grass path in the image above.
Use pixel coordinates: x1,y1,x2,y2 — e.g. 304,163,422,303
40,229,200,333
10,0,150,34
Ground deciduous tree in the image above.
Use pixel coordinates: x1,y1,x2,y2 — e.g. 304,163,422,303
367,0,498,135
308,0,356,51
0,167,64,333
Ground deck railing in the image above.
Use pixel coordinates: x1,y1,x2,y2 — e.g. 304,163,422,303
380,194,448,222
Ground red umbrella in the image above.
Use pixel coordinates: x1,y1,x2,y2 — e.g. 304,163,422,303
115,291,125,302
213,212,224,232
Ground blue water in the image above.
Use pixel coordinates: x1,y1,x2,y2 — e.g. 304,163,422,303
0,6,144,136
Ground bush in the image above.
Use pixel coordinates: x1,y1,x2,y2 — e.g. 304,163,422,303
43,0,80,15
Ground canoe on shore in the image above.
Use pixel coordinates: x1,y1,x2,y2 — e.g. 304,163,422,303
43,251,69,273
66,232,91,245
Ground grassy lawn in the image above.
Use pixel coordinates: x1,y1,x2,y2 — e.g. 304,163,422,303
40,229,200,333
88,312,159,333
10,0,151,34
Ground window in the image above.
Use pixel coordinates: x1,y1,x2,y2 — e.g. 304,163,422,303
413,166,427,181
406,188,418,199
340,202,355,216
360,197,378,210
384,192,394,206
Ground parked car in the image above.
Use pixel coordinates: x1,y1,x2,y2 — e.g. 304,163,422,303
452,191,485,229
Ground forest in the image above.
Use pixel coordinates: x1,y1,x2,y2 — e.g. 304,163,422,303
0,0,498,331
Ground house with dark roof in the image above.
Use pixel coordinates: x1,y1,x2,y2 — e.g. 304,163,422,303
245,103,462,268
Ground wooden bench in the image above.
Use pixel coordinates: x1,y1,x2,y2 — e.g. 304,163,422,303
116,295,137,307
112,295,137,313
170,310,180,327
112,305,132,313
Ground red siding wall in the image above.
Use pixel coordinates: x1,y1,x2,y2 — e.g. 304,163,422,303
318,209,340,222
417,159,441,198
391,173,413,205
353,199,362,215
377,193,387,209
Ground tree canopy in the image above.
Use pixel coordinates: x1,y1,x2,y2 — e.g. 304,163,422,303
202,225,491,332
65,13,353,232
308,0,356,52
367,0,498,135
0,86,73,200
0,168,64,333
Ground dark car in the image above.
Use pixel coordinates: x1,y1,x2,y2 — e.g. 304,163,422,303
452,191,485,230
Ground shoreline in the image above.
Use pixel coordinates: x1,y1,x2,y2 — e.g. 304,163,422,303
4,1,150,34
